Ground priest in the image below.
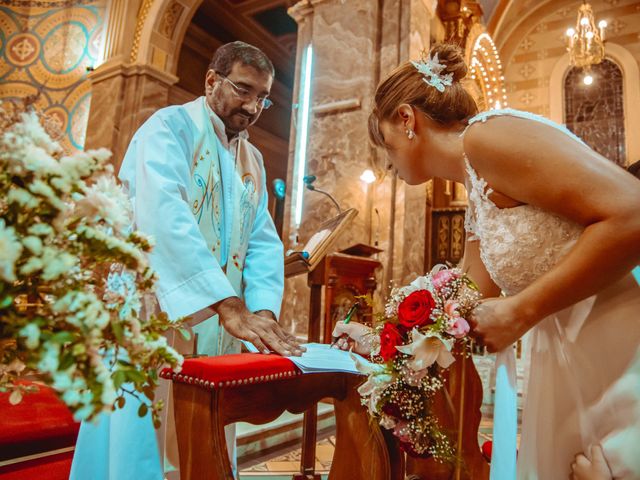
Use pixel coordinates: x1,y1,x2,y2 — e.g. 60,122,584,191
71,41,303,480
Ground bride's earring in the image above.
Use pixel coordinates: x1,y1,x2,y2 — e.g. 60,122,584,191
406,128,415,140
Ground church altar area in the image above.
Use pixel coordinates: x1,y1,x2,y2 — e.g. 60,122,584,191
2,0,639,478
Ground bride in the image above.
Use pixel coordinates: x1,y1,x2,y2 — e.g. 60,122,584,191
334,43,640,479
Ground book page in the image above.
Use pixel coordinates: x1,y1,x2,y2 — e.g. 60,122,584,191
288,343,371,374
241,341,372,375
302,229,331,257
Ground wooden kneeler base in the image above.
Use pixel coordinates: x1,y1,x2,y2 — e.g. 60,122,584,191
165,359,404,480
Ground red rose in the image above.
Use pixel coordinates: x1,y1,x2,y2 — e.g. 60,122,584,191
381,402,402,419
398,290,436,329
379,322,404,361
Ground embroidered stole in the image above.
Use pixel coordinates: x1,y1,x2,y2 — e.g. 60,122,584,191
185,97,261,356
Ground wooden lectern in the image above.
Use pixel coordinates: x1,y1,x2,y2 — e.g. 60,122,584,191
284,208,382,479
285,249,381,479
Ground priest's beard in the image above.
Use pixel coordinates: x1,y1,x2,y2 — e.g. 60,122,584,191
207,93,259,135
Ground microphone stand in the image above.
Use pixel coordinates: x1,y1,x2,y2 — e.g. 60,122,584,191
306,185,342,214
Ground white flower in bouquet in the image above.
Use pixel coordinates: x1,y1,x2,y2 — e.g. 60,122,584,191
29,179,67,212
0,219,23,282
19,323,40,350
22,236,43,255
74,175,132,233
22,143,60,176
0,111,61,176
403,275,434,296
395,328,455,371
7,188,39,208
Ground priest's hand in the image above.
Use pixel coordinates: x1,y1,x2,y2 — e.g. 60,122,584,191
214,297,305,356
331,321,375,356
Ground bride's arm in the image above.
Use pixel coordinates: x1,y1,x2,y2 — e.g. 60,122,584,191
459,238,502,299
464,116,640,351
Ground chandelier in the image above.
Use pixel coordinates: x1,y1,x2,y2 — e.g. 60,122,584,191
565,1,607,84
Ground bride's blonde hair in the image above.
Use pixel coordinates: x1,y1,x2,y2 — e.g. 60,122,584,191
368,43,478,147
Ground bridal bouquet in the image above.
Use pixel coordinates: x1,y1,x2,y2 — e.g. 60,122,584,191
354,265,480,461
0,99,183,425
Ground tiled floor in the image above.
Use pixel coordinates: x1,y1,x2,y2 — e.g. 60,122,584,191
240,415,520,478
240,436,335,475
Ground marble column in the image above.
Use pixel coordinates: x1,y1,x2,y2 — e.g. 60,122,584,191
281,0,435,337
85,62,177,168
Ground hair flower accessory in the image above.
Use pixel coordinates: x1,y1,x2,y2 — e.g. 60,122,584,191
411,53,453,93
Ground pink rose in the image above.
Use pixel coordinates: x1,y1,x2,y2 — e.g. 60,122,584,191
432,269,459,291
446,317,470,338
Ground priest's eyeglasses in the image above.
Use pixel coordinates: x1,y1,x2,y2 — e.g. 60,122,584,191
219,75,273,110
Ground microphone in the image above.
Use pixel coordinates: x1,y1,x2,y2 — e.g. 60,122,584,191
303,174,342,214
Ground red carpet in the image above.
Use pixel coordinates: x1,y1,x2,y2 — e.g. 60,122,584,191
0,451,73,480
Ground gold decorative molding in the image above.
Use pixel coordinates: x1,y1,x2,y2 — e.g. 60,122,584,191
450,213,464,260
2,0,99,6
426,179,434,206
437,216,450,260
130,0,155,62
88,59,179,85
159,0,184,39
437,0,483,47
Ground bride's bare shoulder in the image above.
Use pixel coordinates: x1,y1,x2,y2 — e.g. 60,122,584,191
461,112,640,224
463,113,573,160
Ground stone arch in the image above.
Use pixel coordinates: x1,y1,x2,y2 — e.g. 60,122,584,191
132,0,203,75
464,23,508,111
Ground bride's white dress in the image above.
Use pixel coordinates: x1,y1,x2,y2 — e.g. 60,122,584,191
463,109,640,479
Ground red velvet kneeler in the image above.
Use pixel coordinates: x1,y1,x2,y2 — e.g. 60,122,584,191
0,451,73,480
162,353,301,389
0,381,79,461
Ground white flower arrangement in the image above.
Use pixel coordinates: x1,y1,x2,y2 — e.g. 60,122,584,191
0,99,184,425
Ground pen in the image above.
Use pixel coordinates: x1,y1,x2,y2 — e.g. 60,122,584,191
329,301,359,348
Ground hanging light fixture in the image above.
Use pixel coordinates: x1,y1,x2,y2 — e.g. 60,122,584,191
565,1,607,85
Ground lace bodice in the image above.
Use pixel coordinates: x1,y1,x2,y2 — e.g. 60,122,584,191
463,109,584,295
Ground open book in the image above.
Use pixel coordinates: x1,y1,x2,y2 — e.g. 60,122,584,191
241,341,372,375
285,208,358,272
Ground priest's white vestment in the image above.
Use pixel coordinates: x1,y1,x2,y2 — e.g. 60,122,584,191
70,96,284,480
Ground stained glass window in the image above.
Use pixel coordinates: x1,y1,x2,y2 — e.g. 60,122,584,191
564,59,625,165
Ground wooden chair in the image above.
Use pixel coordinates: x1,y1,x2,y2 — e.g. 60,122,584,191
162,354,404,480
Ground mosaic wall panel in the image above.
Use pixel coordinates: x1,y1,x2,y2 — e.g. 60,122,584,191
0,1,106,152
565,59,626,165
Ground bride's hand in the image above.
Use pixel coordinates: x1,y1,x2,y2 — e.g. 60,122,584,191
468,297,529,353
331,321,374,356
570,445,612,480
